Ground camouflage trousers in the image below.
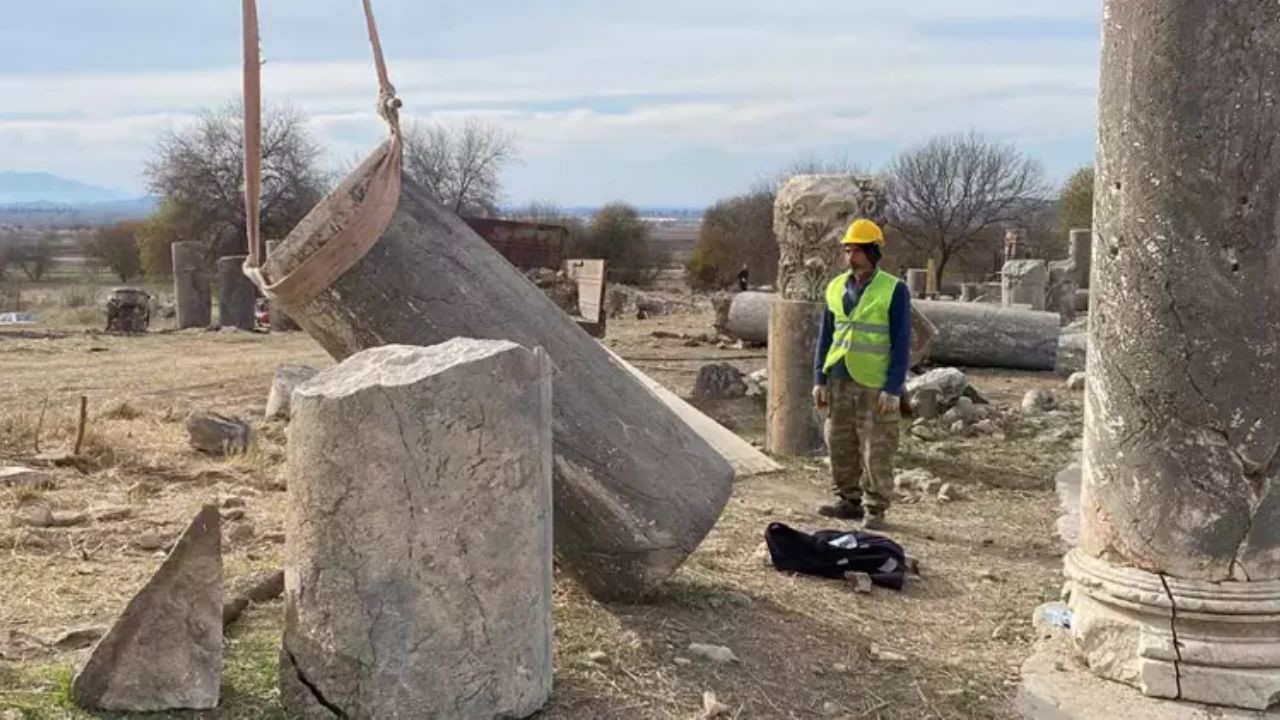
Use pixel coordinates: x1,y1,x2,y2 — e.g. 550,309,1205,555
824,378,900,514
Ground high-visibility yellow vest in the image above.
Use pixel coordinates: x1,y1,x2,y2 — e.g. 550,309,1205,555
822,269,898,388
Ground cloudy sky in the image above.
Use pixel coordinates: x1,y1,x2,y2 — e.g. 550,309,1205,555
1,1,1102,207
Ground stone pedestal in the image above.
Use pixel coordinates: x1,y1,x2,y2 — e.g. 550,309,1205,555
216,256,256,330
905,269,927,298
766,298,825,456
1066,0,1280,712
172,241,210,329
1002,259,1048,311
281,340,553,719
264,241,299,331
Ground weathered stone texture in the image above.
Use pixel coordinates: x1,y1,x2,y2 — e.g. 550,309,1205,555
282,340,553,719
773,175,886,302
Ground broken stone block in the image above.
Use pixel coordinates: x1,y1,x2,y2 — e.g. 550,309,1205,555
693,362,748,400
906,367,969,408
264,364,318,420
72,505,222,711
282,341,552,719
0,466,55,489
845,571,873,594
688,643,739,664
1021,389,1057,415
185,409,251,455
909,387,940,420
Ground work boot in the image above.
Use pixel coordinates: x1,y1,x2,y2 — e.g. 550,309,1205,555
818,498,865,521
861,512,888,531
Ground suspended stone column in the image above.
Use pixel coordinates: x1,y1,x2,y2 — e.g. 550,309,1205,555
282,340,553,719
216,256,256,330
264,241,299,331
1066,0,1280,710
768,174,886,456
172,241,210,329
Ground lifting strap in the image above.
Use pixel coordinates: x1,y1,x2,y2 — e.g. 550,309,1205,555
240,0,403,306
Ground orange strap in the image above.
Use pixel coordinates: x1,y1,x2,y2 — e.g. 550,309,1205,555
241,0,402,305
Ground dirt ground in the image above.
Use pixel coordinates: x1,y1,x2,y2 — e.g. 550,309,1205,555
0,292,1081,719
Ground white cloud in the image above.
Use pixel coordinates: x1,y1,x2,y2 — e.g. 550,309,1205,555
0,1,1100,204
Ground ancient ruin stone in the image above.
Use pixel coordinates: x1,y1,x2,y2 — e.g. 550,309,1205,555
105,288,151,333
1001,259,1049,311
185,409,251,455
1021,390,1056,415
917,300,1059,371
265,364,319,420
0,466,54,490
906,368,969,408
905,269,927,298
282,340,553,719
693,363,748,400
172,241,211,329
72,505,222,711
1062,1,1280,710
773,175,886,302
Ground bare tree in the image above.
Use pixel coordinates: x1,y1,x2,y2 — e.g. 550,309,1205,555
144,103,329,260
8,231,56,281
403,117,518,217
886,131,1048,281
85,221,143,282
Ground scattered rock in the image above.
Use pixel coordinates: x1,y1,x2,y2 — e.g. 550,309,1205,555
13,503,54,528
693,363,748,400
185,409,251,456
226,522,255,544
263,531,286,544
265,364,319,420
724,590,753,607
832,663,849,673
222,570,285,627
909,387,941,420
220,508,245,522
905,368,969,407
133,532,166,552
1022,389,1057,415
72,506,222,711
688,643,739,664
53,626,107,651
674,656,692,667
587,650,609,665
822,701,841,716
92,505,132,522
698,691,732,719
978,568,1002,583
0,465,55,489
949,420,966,434
221,496,246,509
942,396,976,423
1066,372,1087,391
49,511,88,528
845,571,873,594
910,424,945,442
972,419,998,435
937,483,964,502
869,644,907,662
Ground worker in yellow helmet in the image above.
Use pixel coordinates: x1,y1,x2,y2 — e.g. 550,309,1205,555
812,218,911,529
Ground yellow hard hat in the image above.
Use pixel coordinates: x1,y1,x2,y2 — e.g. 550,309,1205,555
841,218,885,247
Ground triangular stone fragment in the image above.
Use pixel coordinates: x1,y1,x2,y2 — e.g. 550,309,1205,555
72,505,223,711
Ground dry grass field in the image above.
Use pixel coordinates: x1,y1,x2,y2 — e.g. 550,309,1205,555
0,282,1078,719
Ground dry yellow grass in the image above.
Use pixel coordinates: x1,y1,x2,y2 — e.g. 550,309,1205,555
0,307,1074,719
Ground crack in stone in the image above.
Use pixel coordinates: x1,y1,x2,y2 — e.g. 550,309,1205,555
286,647,349,719
1157,572,1184,700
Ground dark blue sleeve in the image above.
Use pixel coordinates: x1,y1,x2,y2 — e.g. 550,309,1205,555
814,307,834,386
883,282,912,395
